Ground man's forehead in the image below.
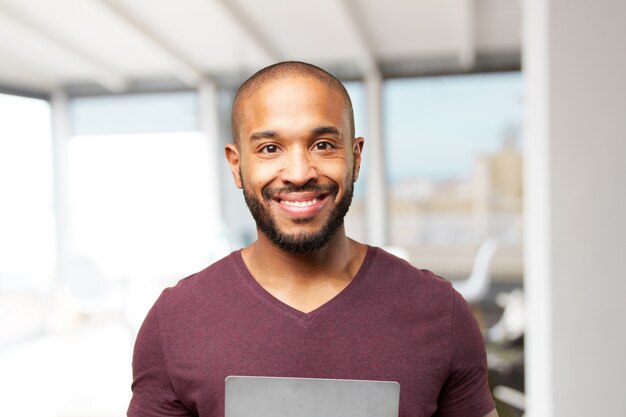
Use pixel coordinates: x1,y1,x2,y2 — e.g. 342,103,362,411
239,78,349,131
243,75,343,105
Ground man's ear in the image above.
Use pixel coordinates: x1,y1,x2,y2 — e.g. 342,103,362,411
224,143,243,189
352,137,365,181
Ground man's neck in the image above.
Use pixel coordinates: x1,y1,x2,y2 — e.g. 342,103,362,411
240,229,368,313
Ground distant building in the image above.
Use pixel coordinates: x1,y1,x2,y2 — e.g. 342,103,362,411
472,128,523,213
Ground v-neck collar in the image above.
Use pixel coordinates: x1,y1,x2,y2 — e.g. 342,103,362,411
233,246,375,324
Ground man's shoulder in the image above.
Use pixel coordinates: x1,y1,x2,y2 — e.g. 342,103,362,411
368,246,452,289
156,250,243,307
364,246,455,308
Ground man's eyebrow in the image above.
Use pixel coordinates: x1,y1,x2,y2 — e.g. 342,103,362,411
311,126,341,136
249,130,278,141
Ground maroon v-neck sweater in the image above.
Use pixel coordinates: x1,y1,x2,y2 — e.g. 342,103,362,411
129,246,494,417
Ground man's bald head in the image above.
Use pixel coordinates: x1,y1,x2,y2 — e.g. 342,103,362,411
231,61,355,146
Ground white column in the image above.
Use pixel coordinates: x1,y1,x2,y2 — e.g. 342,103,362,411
198,79,223,233
524,1,626,416
50,90,73,282
364,72,387,247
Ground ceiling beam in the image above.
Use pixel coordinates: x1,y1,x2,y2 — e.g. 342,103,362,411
332,0,380,78
95,0,204,87
0,5,127,92
0,82,50,100
211,0,281,63
0,41,59,92
0,62,56,93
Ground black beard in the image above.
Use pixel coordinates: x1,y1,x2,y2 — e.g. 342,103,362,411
242,178,354,254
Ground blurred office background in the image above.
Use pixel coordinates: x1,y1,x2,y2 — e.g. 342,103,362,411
0,1,624,416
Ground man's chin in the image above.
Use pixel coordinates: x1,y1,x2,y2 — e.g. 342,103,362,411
287,216,316,225
272,217,333,239
261,226,339,254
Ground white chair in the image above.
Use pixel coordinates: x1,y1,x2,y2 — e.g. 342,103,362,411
493,385,525,416
60,255,127,316
382,246,411,261
452,238,498,304
56,255,132,338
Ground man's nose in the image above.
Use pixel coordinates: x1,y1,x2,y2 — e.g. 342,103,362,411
279,149,318,186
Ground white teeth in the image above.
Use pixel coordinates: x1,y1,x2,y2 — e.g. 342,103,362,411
281,198,318,207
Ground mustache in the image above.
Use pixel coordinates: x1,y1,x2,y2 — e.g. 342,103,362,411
262,183,339,201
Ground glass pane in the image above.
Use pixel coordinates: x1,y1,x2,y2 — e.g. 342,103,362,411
343,81,367,243
71,91,198,135
67,132,216,283
0,93,54,385
0,93,54,290
384,72,523,279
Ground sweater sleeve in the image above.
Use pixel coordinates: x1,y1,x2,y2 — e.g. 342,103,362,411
127,295,192,417
434,288,495,417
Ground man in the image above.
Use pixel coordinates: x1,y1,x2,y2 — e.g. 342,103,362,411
128,61,498,417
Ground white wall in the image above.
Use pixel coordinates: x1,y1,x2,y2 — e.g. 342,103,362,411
524,1,626,416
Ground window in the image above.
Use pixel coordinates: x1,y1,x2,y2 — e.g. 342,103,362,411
67,92,223,314
0,93,54,291
384,72,523,279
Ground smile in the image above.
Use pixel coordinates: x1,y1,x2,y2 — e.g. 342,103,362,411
273,193,331,219
279,198,319,207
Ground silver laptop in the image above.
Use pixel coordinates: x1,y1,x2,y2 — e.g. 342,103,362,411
225,376,400,417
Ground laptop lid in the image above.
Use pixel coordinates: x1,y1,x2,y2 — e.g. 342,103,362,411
225,376,400,417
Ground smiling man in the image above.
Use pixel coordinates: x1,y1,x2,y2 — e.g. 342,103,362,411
128,62,498,417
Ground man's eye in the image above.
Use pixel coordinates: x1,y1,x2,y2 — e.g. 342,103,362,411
314,142,334,151
261,144,278,153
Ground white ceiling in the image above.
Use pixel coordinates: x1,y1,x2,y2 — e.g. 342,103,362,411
0,0,521,95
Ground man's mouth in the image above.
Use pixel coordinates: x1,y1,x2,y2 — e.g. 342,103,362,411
279,197,320,207
261,184,338,219
272,192,331,219
264,183,337,201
